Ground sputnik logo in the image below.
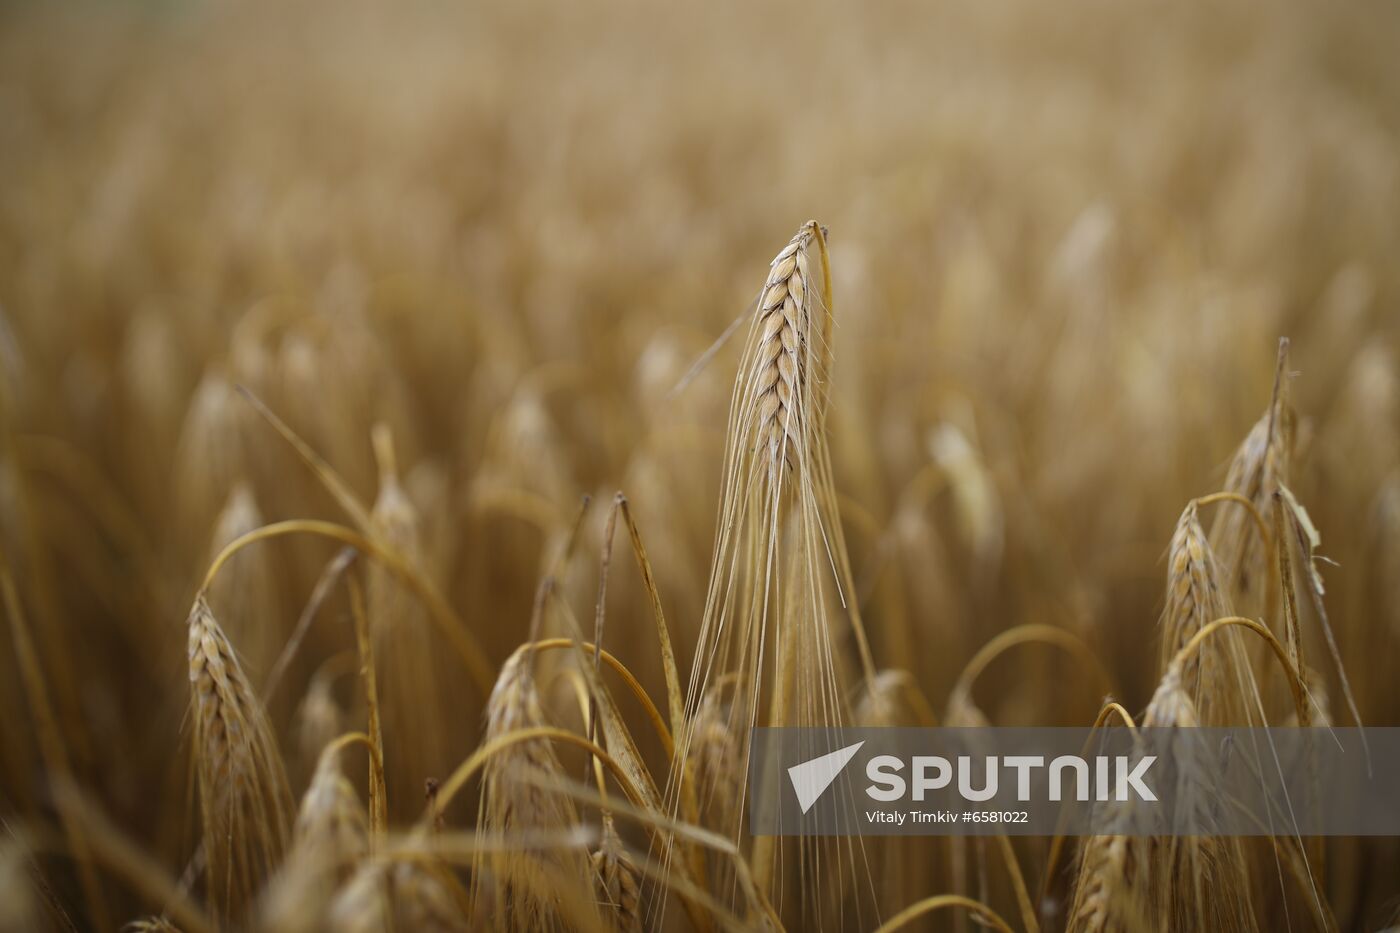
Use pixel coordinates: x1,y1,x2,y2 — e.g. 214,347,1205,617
788,742,865,813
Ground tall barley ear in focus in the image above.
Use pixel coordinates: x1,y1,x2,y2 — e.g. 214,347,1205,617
186,596,292,920
678,221,876,913
367,423,450,817
472,645,596,932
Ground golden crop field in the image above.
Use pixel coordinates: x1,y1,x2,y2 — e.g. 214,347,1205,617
1,0,1399,930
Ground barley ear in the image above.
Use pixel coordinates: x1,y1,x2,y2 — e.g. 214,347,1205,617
187,595,292,919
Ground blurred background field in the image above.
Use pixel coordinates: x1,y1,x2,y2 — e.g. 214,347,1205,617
1,0,1399,929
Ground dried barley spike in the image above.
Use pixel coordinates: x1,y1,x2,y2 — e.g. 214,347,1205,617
473,647,594,932
591,815,642,933
1210,346,1294,609
293,746,369,862
367,423,450,818
260,742,369,932
187,596,292,920
683,220,872,911
329,861,467,933
1067,831,1143,933
294,671,344,778
1159,502,1243,724
1140,666,1257,932
752,225,817,479
687,687,742,836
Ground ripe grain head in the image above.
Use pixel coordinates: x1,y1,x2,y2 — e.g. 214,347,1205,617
474,646,592,931
591,814,643,933
1209,365,1294,613
751,224,817,483
367,423,451,818
294,670,344,779
686,686,741,836
328,860,467,933
1141,665,1257,932
259,740,369,932
186,595,292,919
1159,501,1244,725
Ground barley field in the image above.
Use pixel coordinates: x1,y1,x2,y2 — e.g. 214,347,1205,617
1,0,1399,930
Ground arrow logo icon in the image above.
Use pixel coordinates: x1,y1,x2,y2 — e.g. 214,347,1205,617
787,741,865,813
